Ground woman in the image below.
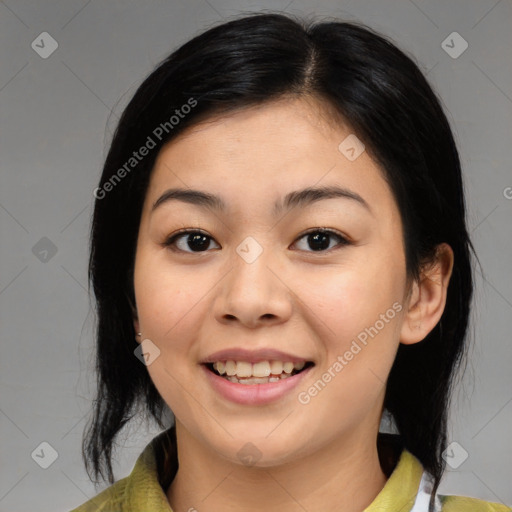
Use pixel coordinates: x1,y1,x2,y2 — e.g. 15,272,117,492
71,12,510,512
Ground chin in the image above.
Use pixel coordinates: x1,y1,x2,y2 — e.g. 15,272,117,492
209,432,310,469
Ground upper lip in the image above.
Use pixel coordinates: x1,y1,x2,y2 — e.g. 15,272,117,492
201,348,312,364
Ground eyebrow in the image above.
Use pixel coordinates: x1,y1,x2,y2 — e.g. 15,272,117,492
151,185,372,216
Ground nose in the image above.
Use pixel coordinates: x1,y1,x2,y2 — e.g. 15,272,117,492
214,244,293,329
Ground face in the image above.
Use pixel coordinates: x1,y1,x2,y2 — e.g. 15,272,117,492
133,96,411,466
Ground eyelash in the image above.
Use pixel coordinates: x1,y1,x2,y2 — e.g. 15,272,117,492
163,228,351,254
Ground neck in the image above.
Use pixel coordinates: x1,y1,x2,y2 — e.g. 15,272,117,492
166,422,390,512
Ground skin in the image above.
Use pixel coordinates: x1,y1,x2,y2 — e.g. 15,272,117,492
132,95,454,512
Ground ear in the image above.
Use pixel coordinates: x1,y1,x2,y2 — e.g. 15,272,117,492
399,243,454,345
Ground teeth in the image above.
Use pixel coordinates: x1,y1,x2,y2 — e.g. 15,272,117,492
252,361,271,377
283,362,294,374
236,361,252,377
225,360,237,376
225,373,294,385
213,361,226,375
211,359,308,379
269,360,283,374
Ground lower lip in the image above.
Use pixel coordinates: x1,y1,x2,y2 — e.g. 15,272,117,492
201,364,313,405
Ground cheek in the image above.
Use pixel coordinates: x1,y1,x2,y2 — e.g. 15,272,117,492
134,260,209,415
134,251,207,333
133,254,213,399
300,253,404,405
306,260,403,344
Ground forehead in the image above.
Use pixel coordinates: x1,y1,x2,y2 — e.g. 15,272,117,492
143,96,397,220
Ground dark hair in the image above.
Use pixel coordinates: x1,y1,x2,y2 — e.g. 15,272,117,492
84,12,476,511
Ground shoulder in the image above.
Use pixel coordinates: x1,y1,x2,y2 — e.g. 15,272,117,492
68,477,129,512
67,428,177,512
439,493,511,511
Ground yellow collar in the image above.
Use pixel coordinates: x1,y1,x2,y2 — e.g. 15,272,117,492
117,429,424,512
364,449,424,511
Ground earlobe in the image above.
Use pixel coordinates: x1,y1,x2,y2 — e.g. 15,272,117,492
133,320,141,343
131,304,142,344
399,243,454,345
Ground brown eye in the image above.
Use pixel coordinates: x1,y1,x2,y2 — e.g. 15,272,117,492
293,229,350,252
164,230,220,253
163,228,350,255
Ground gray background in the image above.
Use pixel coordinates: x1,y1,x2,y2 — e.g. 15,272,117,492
1,1,511,511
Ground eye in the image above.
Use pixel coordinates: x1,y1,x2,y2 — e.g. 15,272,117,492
293,228,351,252
163,229,220,253
163,228,351,254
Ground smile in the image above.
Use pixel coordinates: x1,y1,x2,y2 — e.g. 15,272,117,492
207,360,313,385
202,359,315,405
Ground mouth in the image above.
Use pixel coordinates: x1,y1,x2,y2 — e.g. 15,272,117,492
203,360,315,385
